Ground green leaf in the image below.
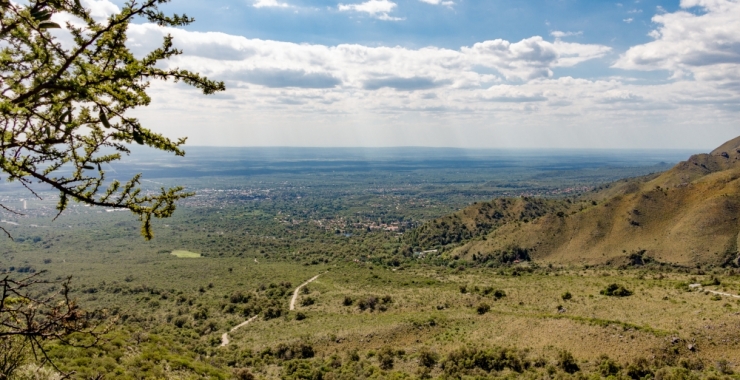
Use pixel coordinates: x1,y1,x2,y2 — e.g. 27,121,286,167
99,109,111,128
132,131,144,145
31,10,52,22
38,22,61,29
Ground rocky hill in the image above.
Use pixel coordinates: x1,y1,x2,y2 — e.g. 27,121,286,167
411,136,740,267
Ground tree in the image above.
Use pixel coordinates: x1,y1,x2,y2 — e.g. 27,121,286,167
1,0,223,376
0,0,225,239
1,272,106,378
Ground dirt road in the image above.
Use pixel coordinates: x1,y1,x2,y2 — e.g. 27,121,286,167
220,315,258,347
220,273,323,347
290,274,321,311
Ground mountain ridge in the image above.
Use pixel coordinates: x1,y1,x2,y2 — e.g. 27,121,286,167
409,136,740,267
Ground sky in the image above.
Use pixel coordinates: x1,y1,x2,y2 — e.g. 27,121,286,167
59,0,740,149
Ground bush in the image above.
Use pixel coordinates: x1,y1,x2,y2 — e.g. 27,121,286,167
300,297,315,307
342,296,353,306
493,289,506,300
441,346,529,376
358,296,378,311
717,359,733,375
601,283,633,297
597,354,621,376
476,303,491,315
295,312,306,321
557,350,579,374
418,348,439,368
173,317,188,328
561,291,572,301
625,357,652,379
234,368,255,380
378,347,395,370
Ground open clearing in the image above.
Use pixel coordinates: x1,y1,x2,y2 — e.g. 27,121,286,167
170,250,201,258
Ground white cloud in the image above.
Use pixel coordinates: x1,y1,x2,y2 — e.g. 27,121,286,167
419,0,455,6
338,0,403,20
623,18,634,23
81,0,119,20
550,31,583,39
37,0,740,149
253,0,290,8
463,37,611,80
614,0,740,83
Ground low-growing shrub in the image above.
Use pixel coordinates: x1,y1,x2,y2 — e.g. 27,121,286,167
557,350,579,374
476,303,491,315
601,283,633,297
300,297,315,307
441,346,529,376
597,354,621,377
418,348,439,368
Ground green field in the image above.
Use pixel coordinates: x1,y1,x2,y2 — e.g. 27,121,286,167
171,249,202,258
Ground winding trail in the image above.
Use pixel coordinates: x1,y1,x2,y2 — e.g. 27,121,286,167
691,284,740,299
220,273,323,347
290,274,322,311
220,315,258,347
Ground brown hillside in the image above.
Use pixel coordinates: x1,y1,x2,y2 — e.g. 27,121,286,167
445,136,740,266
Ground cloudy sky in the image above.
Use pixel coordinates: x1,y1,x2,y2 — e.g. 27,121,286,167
71,0,739,149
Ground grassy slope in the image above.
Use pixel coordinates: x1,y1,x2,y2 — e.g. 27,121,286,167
431,137,740,266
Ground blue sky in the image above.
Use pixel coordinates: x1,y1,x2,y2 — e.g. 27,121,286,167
76,0,740,149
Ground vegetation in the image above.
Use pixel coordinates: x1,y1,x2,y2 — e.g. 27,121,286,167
0,141,736,378
0,0,223,239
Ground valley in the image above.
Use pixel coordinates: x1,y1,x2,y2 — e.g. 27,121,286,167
2,145,740,379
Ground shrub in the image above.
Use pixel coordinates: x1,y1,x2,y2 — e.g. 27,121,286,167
476,303,491,315
342,296,353,306
418,348,439,368
493,289,506,300
557,350,579,374
300,297,315,307
459,285,467,294
358,296,378,311
263,307,282,320
561,291,572,301
597,354,621,376
295,312,307,321
625,357,652,379
441,346,529,375
173,317,188,328
234,368,255,380
601,283,633,297
378,347,394,370
717,359,733,375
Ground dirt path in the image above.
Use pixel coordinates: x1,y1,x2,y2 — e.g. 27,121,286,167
220,315,258,347
220,274,323,347
290,274,322,311
691,284,740,299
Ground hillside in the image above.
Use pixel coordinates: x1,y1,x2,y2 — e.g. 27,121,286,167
415,136,740,267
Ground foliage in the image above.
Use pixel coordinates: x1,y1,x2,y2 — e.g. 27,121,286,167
556,350,579,374
441,346,530,376
601,283,633,297
475,302,490,315
0,273,104,378
0,0,224,239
